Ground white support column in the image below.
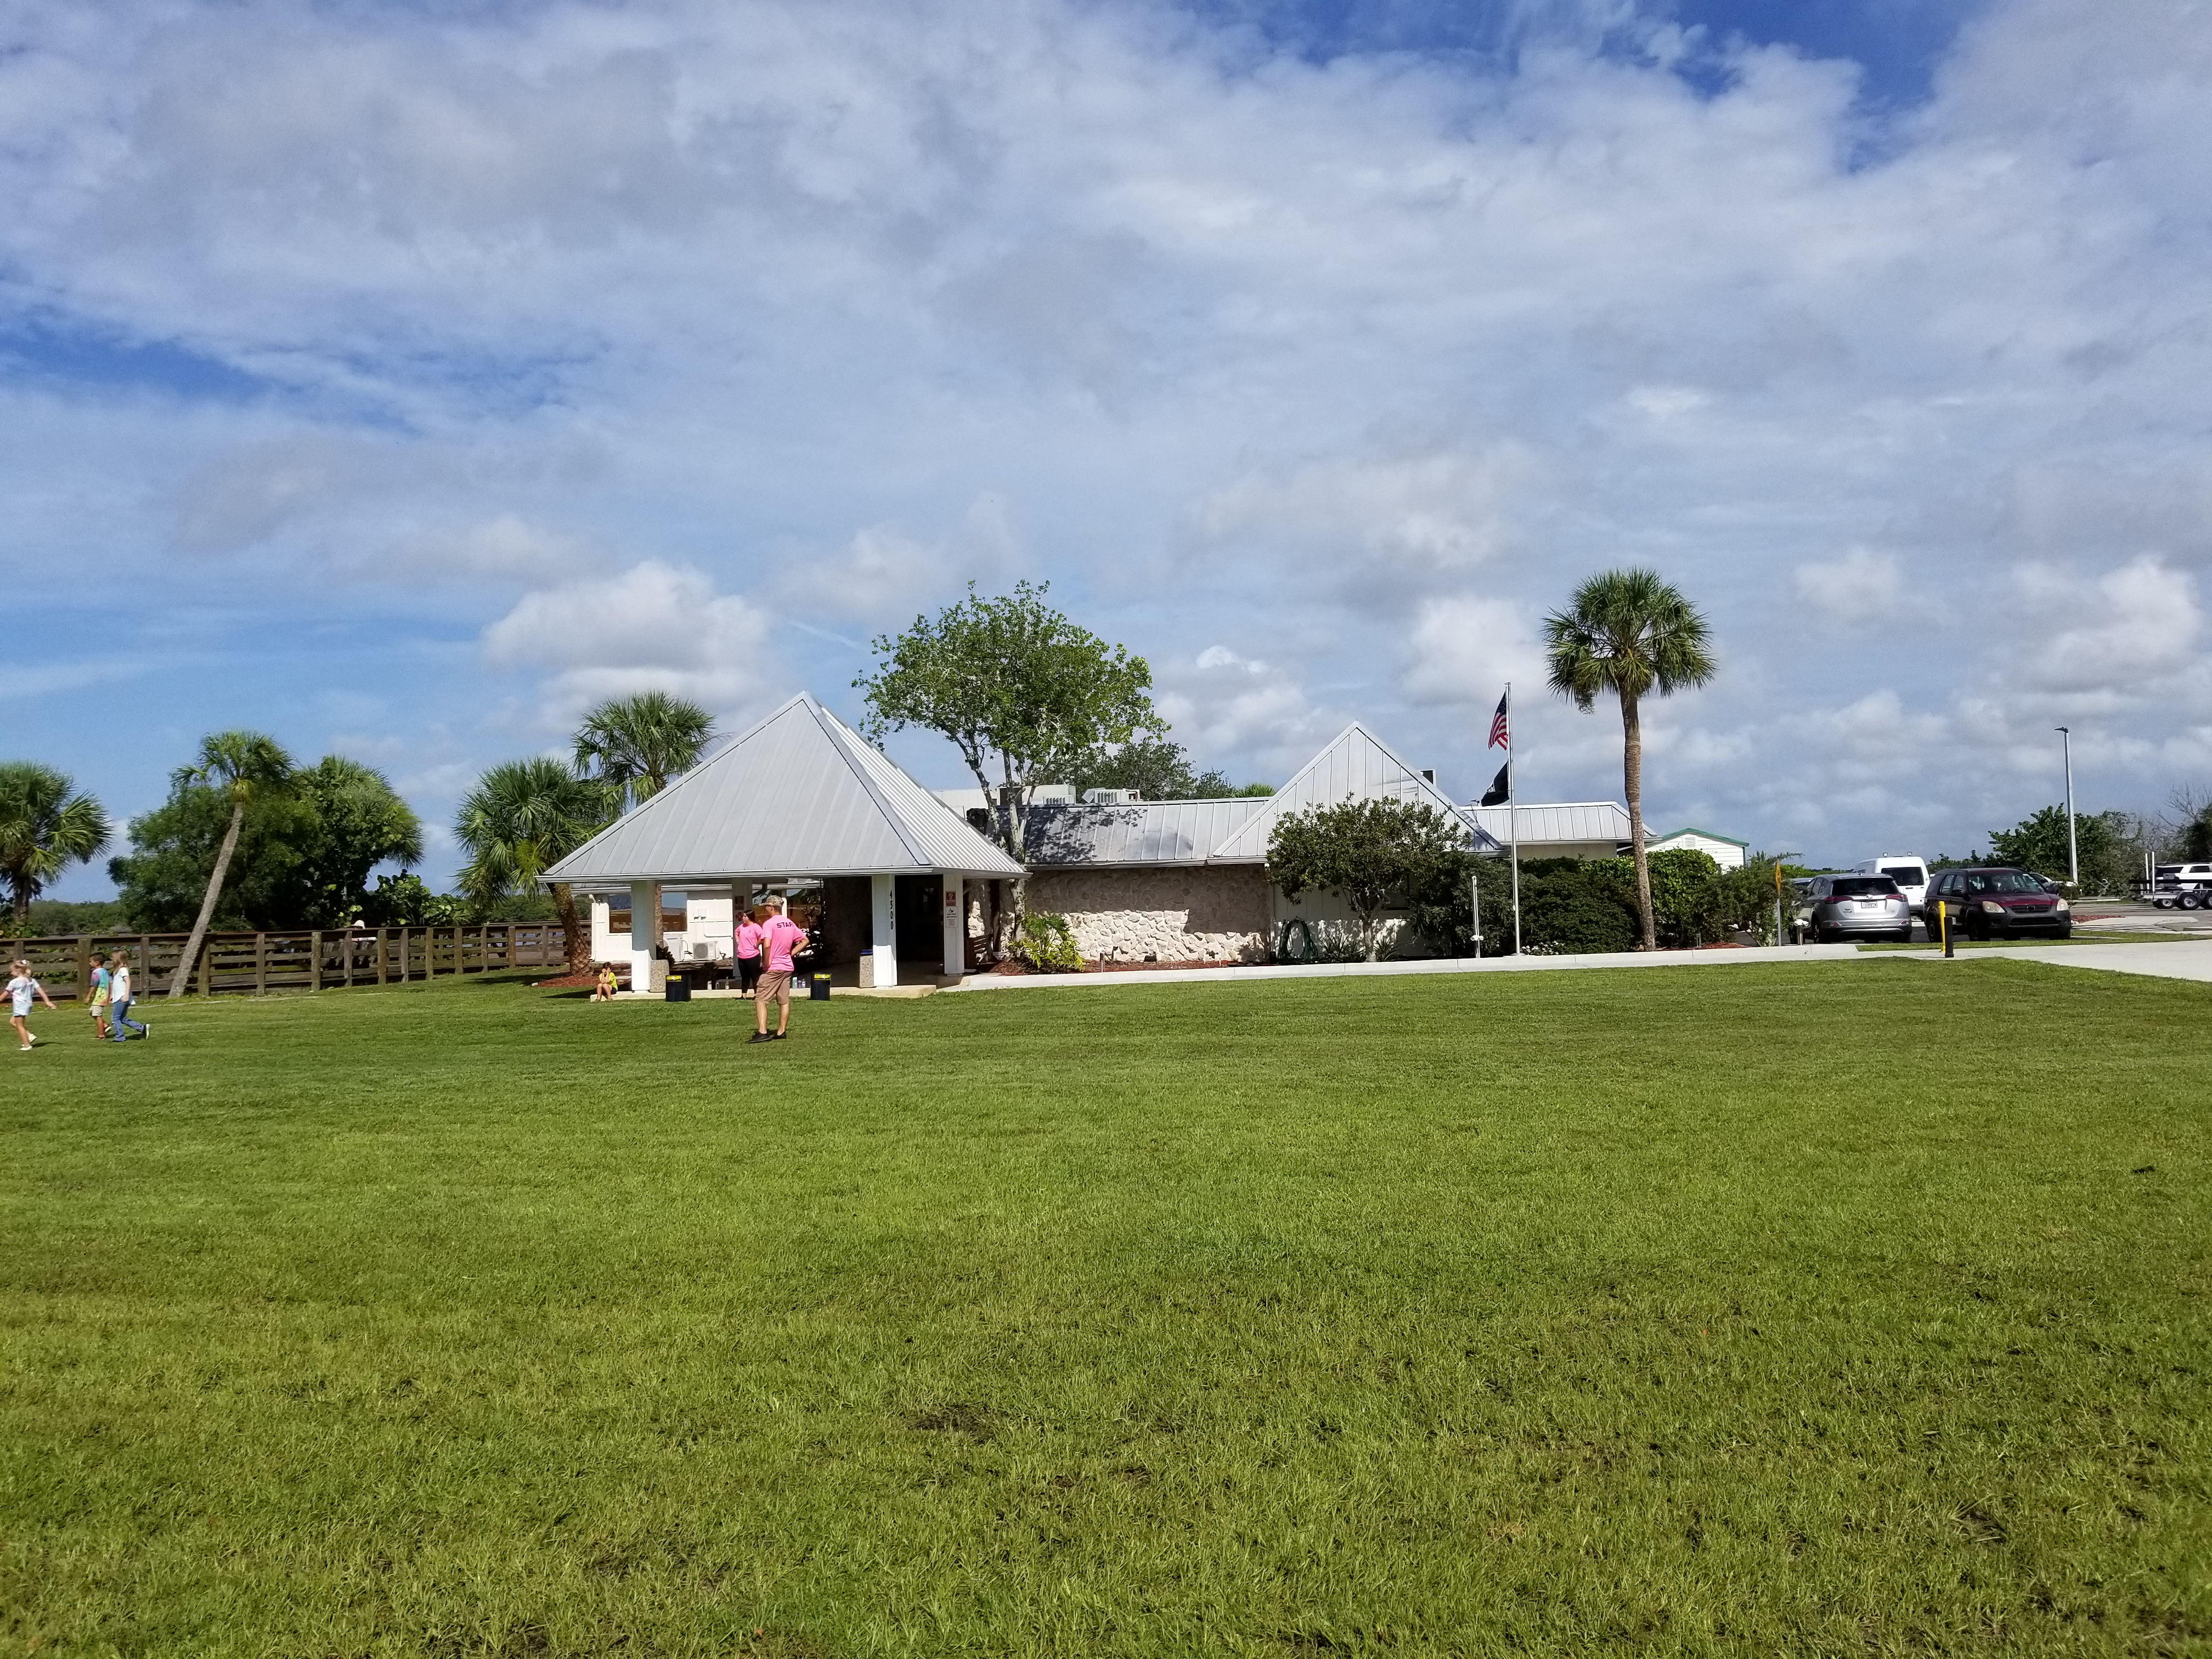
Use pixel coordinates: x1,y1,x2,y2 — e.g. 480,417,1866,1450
629,879,660,994
867,872,898,988
941,877,964,980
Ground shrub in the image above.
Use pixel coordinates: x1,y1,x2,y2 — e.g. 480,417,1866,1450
1014,912,1082,973
1520,874,1637,954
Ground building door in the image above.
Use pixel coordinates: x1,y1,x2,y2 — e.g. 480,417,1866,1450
895,873,941,961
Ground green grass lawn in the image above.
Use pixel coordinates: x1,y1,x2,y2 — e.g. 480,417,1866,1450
3,962,2206,1656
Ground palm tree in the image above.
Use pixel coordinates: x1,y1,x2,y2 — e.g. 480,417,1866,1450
455,758,608,974
168,732,294,997
572,691,715,812
1544,569,1717,951
0,763,111,928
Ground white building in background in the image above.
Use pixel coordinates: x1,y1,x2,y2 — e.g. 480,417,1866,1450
1646,827,1750,871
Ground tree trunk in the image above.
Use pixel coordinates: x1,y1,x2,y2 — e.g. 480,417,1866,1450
553,882,589,974
1621,692,1655,951
169,800,244,997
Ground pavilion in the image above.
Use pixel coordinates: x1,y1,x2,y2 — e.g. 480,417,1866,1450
544,694,1024,989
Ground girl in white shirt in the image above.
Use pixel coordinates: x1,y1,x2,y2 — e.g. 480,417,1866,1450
9,960,56,1051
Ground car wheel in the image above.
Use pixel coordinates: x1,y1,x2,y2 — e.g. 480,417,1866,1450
2056,924,2072,940
1893,930,1914,944
2182,892,2202,911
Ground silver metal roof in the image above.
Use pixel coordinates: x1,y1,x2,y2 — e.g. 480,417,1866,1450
544,695,1025,884
1024,797,1271,867
1465,800,1633,847
1207,723,1500,861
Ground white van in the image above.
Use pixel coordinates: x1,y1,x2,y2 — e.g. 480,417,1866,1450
1854,855,1929,914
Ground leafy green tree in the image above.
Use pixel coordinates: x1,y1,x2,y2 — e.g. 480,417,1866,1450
166,732,294,998
0,763,110,928
573,692,716,814
289,757,424,927
1717,851,1790,944
856,580,1165,859
1544,569,1717,951
1988,804,2137,894
455,758,607,973
22,898,128,935
1267,798,1472,961
1066,737,1233,800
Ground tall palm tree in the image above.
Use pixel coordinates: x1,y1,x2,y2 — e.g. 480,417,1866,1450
572,691,715,812
1544,569,1717,951
0,763,111,928
455,757,608,974
168,732,294,997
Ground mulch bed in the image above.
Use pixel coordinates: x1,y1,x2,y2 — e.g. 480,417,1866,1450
533,970,613,989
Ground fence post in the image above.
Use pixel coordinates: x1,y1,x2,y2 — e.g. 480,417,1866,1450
399,928,410,983
199,939,214,998
254,934,266,996
342,930,353,988
376,929,388,985
311,930,323,992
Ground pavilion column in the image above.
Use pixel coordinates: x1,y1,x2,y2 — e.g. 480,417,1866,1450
941,876,965,980
868,872,898,989
629,879,661,994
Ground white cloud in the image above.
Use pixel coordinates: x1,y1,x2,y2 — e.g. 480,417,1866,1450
1191,443,1542,594
1400,594,1544,708
1793,548,1903,623
7,0,2212,870
1156,645,1335,778
482,560,778,725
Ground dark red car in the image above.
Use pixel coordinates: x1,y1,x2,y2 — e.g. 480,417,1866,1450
1922,866,2072,941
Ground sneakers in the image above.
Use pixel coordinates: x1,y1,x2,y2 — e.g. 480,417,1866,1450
771,1030,788,1040
748,1031,774,1043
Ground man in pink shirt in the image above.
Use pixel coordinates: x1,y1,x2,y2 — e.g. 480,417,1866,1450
734,905,768,998
751,899,809,1042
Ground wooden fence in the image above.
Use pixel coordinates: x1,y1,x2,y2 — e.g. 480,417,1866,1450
0,923,572,998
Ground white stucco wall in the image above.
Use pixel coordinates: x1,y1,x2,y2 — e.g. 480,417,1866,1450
1027,866,1273,963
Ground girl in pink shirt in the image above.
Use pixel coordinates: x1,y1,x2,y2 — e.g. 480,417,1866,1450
735,906,768,996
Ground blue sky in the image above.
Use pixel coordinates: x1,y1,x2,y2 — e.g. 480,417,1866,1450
5,0,2208,894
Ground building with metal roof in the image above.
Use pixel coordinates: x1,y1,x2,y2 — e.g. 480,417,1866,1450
1465,800,1634,862
545,694,1022,989
1024,723,1500,966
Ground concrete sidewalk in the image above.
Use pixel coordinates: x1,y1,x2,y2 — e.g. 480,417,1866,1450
944,942,1866,992
1895,938,2212,984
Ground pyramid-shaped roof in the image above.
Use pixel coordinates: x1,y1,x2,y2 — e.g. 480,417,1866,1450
544,695,1024,885
1205,722,1499,862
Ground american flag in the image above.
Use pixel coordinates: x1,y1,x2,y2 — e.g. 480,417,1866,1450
1487,690,1509,750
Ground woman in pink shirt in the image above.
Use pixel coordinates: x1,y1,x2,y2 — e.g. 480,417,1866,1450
751,899,809,1042
734,905,768,998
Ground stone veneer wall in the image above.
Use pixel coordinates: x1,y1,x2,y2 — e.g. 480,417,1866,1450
1026,865,1273,963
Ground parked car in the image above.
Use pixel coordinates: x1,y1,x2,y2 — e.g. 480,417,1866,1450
1852,854,1929,915
1923,867,2072,940
1792,873,1915,943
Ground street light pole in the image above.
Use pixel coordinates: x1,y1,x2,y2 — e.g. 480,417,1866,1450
2057,726,2078,889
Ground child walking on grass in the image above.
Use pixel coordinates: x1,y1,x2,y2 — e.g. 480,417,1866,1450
86,954,112,1040
10,960,56,1052
108,953,148,1042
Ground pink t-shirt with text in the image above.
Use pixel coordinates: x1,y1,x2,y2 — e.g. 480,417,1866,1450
735,920,765,961
764,917,807,973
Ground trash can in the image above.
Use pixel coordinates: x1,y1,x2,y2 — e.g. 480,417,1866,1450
664,971,691,1003
808,973,832,1001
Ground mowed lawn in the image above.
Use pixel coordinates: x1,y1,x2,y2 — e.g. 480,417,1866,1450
2,961,2207,1657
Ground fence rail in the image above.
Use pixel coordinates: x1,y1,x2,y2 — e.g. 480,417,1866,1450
0,923,572,998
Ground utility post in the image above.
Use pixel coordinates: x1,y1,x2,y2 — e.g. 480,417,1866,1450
2056,726,2078,889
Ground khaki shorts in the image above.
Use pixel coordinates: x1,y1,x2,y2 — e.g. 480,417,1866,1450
756,969,793,1007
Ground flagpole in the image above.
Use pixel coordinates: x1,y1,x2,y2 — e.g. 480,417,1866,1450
1507,682,1521,956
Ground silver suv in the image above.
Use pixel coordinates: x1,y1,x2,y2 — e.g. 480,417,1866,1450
1791,874,1915,943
